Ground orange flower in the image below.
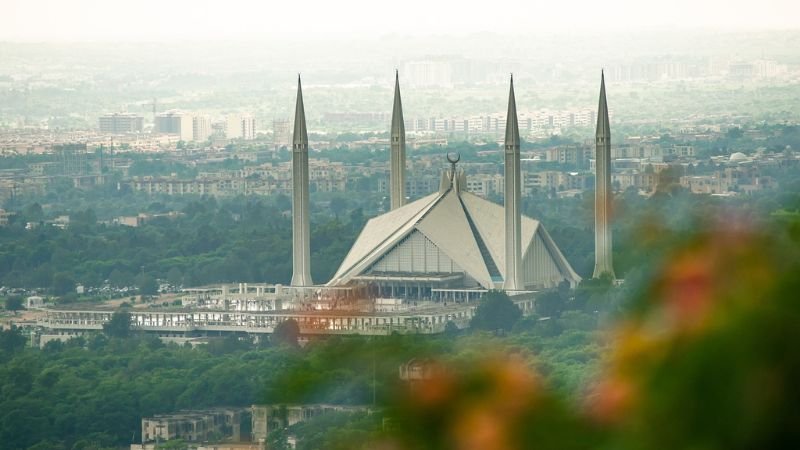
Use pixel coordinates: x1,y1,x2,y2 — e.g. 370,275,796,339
452,406,512,450
658,249,716,332
412,370,457,409
585,375,636,425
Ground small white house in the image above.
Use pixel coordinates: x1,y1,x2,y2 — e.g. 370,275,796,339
26,296,44,309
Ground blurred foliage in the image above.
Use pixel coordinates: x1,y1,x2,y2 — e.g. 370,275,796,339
367,215,800,450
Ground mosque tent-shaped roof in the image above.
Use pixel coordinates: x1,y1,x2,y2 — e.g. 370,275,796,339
327,173,581,290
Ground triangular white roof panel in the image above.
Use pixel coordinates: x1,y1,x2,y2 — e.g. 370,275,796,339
416,190,492,287
329,192,439,284
459,191,540,280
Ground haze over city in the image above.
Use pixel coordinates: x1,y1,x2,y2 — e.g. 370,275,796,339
4,0,800,41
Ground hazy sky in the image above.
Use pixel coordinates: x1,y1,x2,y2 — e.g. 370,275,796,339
3,0,799,42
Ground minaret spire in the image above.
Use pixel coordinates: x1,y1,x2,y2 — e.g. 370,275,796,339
390,70,406,210
291,75,313,286
504,74,523,290
593,70,616,279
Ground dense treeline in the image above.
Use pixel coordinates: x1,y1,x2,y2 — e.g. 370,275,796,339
0,197,363,292
0,289,608,450
0,332,278,449
3,176,799,295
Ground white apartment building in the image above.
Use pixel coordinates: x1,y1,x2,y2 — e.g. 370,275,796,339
192,115,212,142
227,114,257,140
154,111,193,142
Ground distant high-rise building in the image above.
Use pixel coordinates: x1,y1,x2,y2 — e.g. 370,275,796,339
272,119,291,148
99,113,144,134
226,114,257,140
403,60,453,88
155,111,193,141
192,115,212,142
56,143,88,176
242,114,256,140
211,120,227,137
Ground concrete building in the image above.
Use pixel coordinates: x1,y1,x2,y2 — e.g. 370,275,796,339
26,296,44,308
399,358,446,384
613,171,657,192
403,60,453,88
679,166,774,195
0,208,12,226
544,145,590,167
252,404,371,446
525,171,592,193
140,408,245,445
465,174,504,198
57,143,88,176
272,119,291,148
36,293,493,339
227,114,257,140
193,115,212,142
98,113,143,134
155,111,193,141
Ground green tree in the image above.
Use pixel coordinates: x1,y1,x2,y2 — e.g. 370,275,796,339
536,291,564,317
0,326,27,358
166,267,183,287
726,126,744,140
470,290,522,333
23,202,44,222
137,274,159,296
108,269,134,288
27,439,66,450
159,439,188,450
273,319,300,347
330,197,348,219
4,295,24,312
444,321,460,336
52,272,76,296
102,311,132,338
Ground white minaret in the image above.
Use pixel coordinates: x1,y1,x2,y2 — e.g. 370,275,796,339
390,70,406,210
593,71,616,279
291,75,313,286
504,75,523,291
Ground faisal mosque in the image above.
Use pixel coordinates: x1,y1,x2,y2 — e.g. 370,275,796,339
36,71,616,338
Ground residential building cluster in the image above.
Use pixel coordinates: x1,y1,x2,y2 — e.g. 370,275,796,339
97,111,257,142
134,408,247,449
121,159,356,197
128,404,370,449
402,108,601,135
1,123,796,207
604,58,789,83
98,113,144,134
